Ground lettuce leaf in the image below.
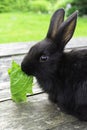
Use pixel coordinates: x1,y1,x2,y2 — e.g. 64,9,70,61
8,61,33,103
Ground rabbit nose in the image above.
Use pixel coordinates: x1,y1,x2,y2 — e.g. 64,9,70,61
21,61,33,76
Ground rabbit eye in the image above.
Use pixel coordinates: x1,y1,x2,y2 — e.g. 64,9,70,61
40,55,49,62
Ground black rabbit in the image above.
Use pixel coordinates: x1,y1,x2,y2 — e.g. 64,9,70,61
21,9,87,121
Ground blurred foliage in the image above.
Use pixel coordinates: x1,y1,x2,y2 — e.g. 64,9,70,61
29,1,51,13
0,0,87,16
0,0,52,13
66,0,87,16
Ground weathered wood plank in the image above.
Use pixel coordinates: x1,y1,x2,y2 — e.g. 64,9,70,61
66,37,87,49
0,38,87,57
50,121,87,130
0,93,87,130
0,81,42,101
0,93,76,130
0,41,36,57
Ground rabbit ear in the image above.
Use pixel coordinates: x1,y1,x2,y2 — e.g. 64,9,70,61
46,9,65,39
57,11,78,49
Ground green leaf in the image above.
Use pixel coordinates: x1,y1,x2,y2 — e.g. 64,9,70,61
8,60,33,103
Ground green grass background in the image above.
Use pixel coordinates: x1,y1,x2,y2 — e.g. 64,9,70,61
0,12,87,44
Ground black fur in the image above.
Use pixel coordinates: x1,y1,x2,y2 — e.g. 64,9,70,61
21,9,87,121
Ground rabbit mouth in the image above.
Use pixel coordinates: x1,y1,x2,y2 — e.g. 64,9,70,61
21,62,35,76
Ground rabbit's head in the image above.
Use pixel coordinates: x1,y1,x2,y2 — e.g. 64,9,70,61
21,9,78,79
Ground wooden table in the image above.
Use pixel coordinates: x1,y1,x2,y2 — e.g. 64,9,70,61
0,38,87,130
